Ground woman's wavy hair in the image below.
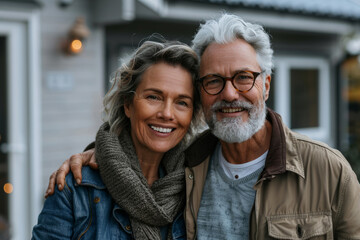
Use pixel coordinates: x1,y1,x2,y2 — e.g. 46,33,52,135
103,40,202,139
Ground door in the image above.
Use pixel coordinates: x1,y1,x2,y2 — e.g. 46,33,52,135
0,6,41,238
0,21,29,240
0,35,10,239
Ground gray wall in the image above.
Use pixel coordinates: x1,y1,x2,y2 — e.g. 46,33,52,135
39,0,104,193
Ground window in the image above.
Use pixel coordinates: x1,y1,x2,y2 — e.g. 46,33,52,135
271,57,331,145
290,68,319,129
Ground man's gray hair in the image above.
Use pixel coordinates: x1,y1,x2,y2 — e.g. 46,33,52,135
192,13,274,75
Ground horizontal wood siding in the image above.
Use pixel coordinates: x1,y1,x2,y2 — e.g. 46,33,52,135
39,0,104,193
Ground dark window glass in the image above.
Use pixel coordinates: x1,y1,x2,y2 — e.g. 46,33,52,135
290,68,319,128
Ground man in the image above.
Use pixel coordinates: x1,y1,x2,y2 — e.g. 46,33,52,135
47,14,360,239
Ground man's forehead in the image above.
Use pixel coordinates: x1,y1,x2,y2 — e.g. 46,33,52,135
199,39,259,74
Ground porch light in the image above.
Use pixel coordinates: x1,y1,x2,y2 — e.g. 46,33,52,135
63,17,90,55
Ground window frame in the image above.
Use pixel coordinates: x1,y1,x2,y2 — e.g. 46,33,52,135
273,56,331,145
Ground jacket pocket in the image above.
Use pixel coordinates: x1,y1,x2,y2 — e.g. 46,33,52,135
267,212,333,239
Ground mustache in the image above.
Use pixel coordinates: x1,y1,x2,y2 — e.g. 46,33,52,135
210,100,254,112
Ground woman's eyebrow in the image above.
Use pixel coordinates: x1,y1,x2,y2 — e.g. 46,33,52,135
178,94,193,100
143,88,162,93
144,88,193,98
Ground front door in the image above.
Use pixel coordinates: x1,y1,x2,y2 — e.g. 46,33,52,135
0,35,10,239
0,20,29,240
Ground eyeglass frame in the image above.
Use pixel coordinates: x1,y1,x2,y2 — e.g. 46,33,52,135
198,70,265,95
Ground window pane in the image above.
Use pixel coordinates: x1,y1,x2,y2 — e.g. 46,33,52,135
290,68,319,128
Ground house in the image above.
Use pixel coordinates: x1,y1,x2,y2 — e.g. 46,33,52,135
0,0,359,238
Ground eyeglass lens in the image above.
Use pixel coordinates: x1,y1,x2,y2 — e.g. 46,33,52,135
202,71,257,95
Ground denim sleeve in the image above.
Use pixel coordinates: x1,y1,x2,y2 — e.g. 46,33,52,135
32,178,74,239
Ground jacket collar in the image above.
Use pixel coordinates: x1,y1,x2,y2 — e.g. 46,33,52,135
266,109,305,179
185,108,305,179
260,109,287,179
185,130,218,167
78,166,106,189
78,167,133,233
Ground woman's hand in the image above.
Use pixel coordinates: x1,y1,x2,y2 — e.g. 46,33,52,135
45,149,97,198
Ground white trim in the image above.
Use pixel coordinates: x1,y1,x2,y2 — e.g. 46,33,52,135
123,0,135,20
0,7,41,239
27,9,42,234
274,56,332,146
138,0,164,14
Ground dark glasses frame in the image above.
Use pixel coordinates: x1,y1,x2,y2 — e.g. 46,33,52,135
199,70,264,95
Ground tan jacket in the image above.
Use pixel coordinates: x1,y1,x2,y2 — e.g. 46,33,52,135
184,109,360,239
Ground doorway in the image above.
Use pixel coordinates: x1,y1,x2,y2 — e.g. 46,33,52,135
0,36,10,239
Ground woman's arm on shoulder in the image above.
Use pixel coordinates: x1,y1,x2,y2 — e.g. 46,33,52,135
45,148,97,198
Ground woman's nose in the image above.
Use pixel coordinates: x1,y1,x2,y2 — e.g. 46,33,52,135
157,102,174,120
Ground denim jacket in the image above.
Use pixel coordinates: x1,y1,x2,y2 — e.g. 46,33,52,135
32,167,186,240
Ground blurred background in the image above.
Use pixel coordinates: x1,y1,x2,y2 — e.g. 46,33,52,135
1,0,360,239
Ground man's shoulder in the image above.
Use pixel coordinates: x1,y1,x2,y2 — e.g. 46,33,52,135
285,127,352,173
185,129,218,167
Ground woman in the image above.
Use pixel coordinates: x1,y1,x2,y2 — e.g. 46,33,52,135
32,40,201,240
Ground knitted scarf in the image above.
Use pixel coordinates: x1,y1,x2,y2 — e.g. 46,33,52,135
95,123,185,240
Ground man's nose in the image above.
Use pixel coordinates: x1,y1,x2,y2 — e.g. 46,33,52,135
220,80,240,102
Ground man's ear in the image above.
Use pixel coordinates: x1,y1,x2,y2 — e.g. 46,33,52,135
264,74,271,101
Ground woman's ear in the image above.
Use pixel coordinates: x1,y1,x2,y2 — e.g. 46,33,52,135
124,100,131,118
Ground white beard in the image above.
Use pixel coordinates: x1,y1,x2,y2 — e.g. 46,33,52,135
205,100,267,143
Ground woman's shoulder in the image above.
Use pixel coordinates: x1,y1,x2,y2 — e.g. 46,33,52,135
65,166,105,190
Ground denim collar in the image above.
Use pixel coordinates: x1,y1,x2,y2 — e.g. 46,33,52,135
78,166,106,189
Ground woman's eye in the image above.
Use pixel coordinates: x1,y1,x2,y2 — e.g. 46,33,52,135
177,99,193,108
178,101,188,107
146,95,160,100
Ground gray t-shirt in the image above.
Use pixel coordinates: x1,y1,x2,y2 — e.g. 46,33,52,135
196,143,266,240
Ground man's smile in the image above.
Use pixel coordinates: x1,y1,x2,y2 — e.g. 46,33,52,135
219,108,246,113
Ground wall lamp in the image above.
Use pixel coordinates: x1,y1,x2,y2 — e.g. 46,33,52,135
63,17,90,55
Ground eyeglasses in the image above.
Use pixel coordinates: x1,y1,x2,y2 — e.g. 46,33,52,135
199,70,264,95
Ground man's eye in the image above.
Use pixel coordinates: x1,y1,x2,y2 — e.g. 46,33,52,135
205,78,222,86
236,73,253,81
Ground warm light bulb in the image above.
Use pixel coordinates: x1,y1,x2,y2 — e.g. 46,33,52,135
3,183,13,194
70,39,83,54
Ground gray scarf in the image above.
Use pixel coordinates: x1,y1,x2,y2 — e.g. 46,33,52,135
95,123,185,240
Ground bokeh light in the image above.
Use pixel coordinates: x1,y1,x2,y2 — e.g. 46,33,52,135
3,183,13,194
70,39,83,54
